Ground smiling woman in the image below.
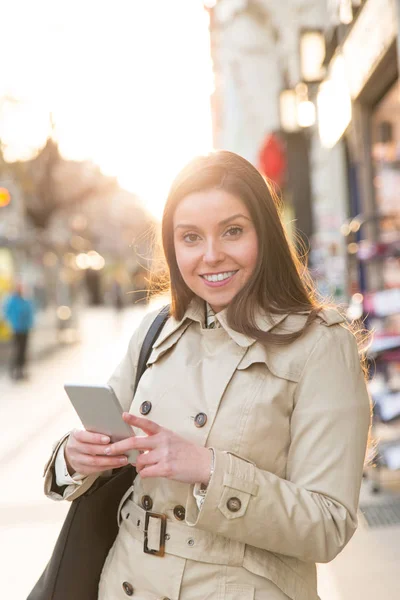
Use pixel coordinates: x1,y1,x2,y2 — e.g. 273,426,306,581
42,150,371,600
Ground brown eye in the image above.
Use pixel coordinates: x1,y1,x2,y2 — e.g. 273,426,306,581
183,233,200,243
225,226,243,237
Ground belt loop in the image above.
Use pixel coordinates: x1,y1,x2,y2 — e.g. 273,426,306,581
228,538,246,566
117,485,134,527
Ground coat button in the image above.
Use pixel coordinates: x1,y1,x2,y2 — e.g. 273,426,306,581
140,401,152,415
227,497,241,512
194,412,207,428
142,495,153,511
122,581,134,596
173,505,186,521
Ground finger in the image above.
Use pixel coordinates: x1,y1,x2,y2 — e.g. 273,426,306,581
73,429,110,445
107,435,158,456
74,454,129,470
123,413,162,435
136,449,159,472
138,463,165,479
73,440,120,457
73,460,128,476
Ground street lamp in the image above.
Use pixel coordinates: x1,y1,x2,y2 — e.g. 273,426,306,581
299,29,326,84
279,84,316,132
297,100,316,128
279,89,299,133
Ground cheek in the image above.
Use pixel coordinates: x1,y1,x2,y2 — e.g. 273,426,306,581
236,235,259,274
175,244,198,280
247,239,259,272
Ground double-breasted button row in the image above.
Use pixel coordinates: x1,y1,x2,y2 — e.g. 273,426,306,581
140,401,152,415
122,581,134,596
194,412,207,428
141,495,153,511
227,497,241,512
173,505,186,521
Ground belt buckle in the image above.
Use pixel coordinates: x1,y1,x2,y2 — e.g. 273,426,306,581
143,511,167,557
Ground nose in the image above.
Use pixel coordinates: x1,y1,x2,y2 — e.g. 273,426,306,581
203,238,224,266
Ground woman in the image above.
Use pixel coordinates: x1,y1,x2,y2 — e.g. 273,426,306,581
44,151,370,600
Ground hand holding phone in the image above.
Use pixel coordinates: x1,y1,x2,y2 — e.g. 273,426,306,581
64,383,139,475
64,429,132,476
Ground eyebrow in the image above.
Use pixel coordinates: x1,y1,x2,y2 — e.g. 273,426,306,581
174,213,251,230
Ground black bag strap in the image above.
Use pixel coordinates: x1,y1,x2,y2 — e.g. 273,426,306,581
133,304,170,395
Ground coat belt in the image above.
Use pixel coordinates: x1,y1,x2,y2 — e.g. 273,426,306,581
118,488,245,566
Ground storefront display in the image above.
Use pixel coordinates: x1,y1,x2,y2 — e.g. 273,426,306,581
361,78,400,491
325,0,400,492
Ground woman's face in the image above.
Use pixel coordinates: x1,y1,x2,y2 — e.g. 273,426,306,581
173,189,258,313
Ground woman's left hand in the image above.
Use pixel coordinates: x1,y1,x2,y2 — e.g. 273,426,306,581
103,413,212,486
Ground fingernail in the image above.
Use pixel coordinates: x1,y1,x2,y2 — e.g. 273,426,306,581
120,457,127,464
101,436,110,443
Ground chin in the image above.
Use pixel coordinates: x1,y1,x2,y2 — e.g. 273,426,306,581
205,291,235,309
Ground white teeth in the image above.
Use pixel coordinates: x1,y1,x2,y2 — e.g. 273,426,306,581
203,271,236,282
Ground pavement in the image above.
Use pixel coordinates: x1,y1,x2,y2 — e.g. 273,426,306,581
1,301,400,599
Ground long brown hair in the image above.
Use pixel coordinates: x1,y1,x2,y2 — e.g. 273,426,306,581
162,150,323,345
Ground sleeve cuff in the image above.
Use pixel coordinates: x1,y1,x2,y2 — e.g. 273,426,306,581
55,440,85,487
193,482,207,511
186,448,229,525
185,449,259,529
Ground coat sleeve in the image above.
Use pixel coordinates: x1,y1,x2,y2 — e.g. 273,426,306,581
185,324,371,563
43,309,160,502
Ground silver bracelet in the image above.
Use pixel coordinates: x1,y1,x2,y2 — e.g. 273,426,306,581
208,447,215,483
200,448,215,493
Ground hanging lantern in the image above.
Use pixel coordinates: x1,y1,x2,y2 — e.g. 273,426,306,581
258,133,287,187
0,188,11,208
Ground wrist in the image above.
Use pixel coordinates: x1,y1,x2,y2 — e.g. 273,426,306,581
199,447,215,486
64,446,76,477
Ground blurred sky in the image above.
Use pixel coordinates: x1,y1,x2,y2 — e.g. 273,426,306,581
0,0,214,219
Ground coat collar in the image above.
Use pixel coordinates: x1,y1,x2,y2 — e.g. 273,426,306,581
152,296,289,350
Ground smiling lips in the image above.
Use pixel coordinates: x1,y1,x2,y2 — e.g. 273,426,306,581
200,270,238,287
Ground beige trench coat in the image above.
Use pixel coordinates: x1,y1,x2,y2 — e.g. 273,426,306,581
44,299,371,600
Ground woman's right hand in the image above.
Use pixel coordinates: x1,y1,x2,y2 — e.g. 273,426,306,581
64,429,129,476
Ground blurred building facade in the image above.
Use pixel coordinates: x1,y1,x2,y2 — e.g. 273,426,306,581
0,141,155,365
207,0,400,493
318,0,400,490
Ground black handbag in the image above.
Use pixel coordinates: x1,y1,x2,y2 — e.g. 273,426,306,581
28,305,170,600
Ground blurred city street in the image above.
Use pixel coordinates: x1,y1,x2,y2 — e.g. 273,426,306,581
0,301,399,599
1,1,400,599
0,302,161,599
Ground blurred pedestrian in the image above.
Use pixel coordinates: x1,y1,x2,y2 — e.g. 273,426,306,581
111,279,123,311
4,283,34,380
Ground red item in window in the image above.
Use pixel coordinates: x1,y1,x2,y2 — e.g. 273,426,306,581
258,133,287,188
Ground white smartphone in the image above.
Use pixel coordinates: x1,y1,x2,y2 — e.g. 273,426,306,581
64,383,139,462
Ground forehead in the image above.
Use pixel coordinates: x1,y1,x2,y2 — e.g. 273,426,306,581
173,189,250,225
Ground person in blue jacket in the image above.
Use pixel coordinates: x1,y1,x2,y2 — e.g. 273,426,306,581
4,283,35,380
